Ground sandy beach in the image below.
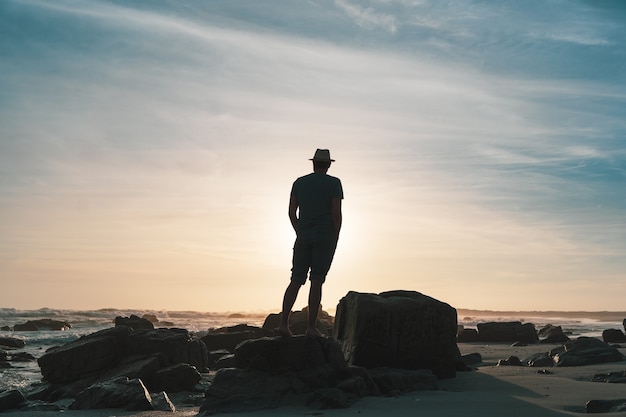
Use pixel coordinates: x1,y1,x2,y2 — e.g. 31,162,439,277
3,341,626,417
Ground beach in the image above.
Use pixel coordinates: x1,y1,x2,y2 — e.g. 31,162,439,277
2,340,626,417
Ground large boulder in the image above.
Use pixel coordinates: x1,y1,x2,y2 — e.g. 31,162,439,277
199,335,436,415
14,319,71,331
602,329,626,343
476,322,538,343
0,390,26,412
37,326,208,394
537,324,569,344
552,337,624,367
333,290,458,378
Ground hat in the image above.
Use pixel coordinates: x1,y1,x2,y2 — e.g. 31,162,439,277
309,149,335,163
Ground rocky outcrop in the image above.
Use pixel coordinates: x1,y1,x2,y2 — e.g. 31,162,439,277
14,319,71,331
586,399,626,413
36,326,207,396
0,390,26,412
476,321,538,344
199,335,436,415
333,290,458,378
69,377,153,411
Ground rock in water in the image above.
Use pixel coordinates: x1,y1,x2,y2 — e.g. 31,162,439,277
333,290,458,378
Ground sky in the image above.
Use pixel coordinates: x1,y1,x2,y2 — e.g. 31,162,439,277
1,0,625,313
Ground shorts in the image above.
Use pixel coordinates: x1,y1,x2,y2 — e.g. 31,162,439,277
290,227,338,285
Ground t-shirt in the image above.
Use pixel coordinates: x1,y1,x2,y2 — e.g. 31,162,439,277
291,172,343,231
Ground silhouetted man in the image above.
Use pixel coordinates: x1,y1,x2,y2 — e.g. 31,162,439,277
279,149,343,337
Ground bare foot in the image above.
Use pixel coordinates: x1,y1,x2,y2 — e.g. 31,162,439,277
278,326,294,337
305,328,323,338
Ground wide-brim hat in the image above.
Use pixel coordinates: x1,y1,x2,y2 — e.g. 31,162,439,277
309,148,335,162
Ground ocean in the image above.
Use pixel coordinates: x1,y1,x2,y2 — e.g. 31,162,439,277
1,308,624,393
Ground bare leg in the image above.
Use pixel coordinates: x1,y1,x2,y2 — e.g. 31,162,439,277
279,280,301,337
306,280,323,337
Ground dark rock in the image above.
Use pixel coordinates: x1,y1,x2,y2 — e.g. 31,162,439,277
586,399,626,413
98,355,162,387
367,367,437,395
70,377,153,411
537,369,553,375
151,363,201,392
457,328,479,342
18,400,63,412
115,315,154,330
0,337,26,348
623,318,626,333
0,362,11,369
9,352,36,362
263,307,334,336
603,329,626,343
208,349,231,367
553,337,624,367
1,326,11,331
235,335,346,373
38,326,131,383
142,314,159,323
201,328,270,353
497,356,523,366
14,319,71,331
537,324,569,343
0,390,26,411
200,334,434,414
460,352,482,366
477,321,538,344
333,290,458,378
151,391,176,412
125,328,208,370
591,371,626,383
525,352,555,367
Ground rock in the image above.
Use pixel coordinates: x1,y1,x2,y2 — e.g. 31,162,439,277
586,399,626,413
457,328,479,342
142,314,159,323
553,337,624,367
214,354,236,369
538,324,570,344
333,290,458,378
497,356,523,366
200,335,427,414
602,329,626,343
0,337,26,348
366,367,437,395
525,352,555,367
263,307,334,336
9,352,36,362
38,326,208,387
115,315,154,330
151,363,202,392
476,321,538,343
591,371,626,383
208,349,231,368
201,325,271,353
38,326,131,383
1,326,11,331
13,319,71,331
0,390,26,411
234,335,346,373
623,318,626,333
460,352,483,366
151,391,176,412
70,377,153,411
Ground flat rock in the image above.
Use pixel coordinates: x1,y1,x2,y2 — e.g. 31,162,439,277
14,319,71,331
553,337,624,367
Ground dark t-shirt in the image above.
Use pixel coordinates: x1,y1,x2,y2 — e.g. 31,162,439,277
291,172,343,231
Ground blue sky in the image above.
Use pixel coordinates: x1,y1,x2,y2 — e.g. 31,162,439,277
1,0,625,312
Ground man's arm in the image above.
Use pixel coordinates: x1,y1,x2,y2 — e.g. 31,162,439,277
289,195,299,233
331,197,342,240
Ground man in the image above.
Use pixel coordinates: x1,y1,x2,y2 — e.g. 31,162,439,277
279,149,343,337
